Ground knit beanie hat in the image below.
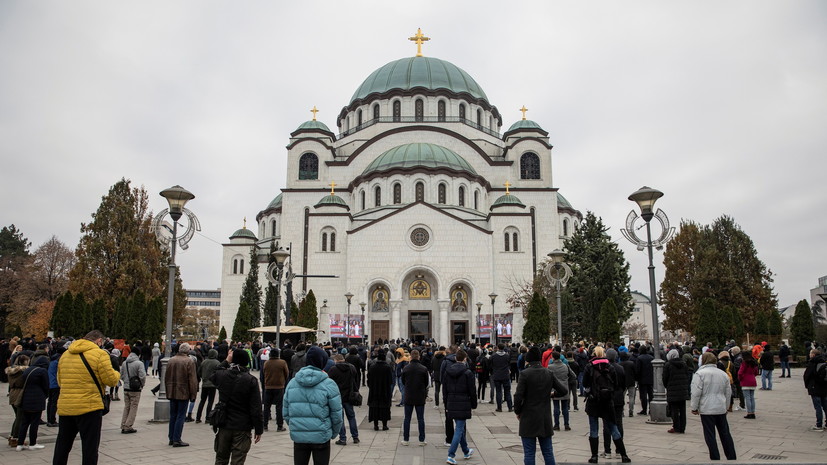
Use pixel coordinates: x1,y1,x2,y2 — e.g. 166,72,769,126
232,348,249,366
526,346,542,363
306,346,328,369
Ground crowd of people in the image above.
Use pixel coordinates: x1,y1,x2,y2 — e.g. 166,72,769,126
2,333,827,465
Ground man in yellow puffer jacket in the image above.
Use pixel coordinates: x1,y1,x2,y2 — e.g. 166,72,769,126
53,330,120,465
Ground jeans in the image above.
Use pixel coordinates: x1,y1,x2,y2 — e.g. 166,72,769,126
293,442,330,465
522,436,555,465
396,376,405,404
626,385,637,413
447,419,470,458
214,428,252,465
761,370,773,389
169,399,188,442
811,395,827,427
578,371,585,395
494,379,513,410
700,414,737,460
402,404,425,442
588,415,620,440
552,399,570,427
340,402,359,441
197,386,217,421
52,410,103,465
743,389,756,413
780,361,790,377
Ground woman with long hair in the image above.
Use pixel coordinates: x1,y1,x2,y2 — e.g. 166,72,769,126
738,351,759,419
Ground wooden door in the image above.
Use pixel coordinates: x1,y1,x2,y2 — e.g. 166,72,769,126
371,320,389,344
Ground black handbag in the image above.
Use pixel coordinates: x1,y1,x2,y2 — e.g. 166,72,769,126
349,368,363,406
79,353,111,416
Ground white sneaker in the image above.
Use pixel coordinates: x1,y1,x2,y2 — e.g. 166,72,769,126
28,444,45,450
401,440,409,446
444,442,452,447
420,441,428,446
810,425,823,431
16,445,28,451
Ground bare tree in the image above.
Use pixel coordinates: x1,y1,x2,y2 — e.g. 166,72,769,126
622,321,649,340
32,235,76,300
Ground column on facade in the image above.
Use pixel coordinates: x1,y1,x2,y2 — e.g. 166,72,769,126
390,300,402,340
438,299,449,345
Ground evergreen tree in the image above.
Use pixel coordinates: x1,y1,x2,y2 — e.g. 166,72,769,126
563,212,633,341
68,179,166,317
790,299,814,355
263,284,277,327
90,299,108,334
522,291,551,344
239,247,262,329
0,224,31,336
768,309,783,338
142,296,165,344
69,293,90,338
296,290,318,342
718,305,744,345
110,297,129,339
232,302,252,342
694,298,720,346
753,309,769,339
126,291,147,342
218,326,227,342
51,292,72,338
597,298,621,343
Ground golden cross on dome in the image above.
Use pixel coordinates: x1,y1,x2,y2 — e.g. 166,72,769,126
408,28,431,57
310,106,319,121
504,181,512,194
329,181,336,195
243,217,247,229
519,105,528,120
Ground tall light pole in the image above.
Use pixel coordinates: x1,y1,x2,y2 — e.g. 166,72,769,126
265,248,290,349
152,185,197,422
489,293,498,347
345,292,354,343
545,249,572,347
359,302,366,345
476,302,483,343
621,186,675,424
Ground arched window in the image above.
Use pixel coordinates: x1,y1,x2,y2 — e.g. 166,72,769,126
330,232,336,252
357,109,362,126
563,219,569,236
438,100,446,122
373,104,380,120
415,99,424,122
393,101,401,122
415,182,425,202
322,233,328,252
240,259,245,274
393,183,402,204
271,219,277,237
504,232,510,252
374,186,381,207
360,190,366,210
459,103,466,120
490,116,494,130
299,153,319,180
438,184,446,204
512,232,519,252
520,152,541,180
476,109,482,127
233,259,238,274
458,186,465,207
474,190,479,210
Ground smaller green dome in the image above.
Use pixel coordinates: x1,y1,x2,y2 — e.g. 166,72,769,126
230,228,257,240
557,193,573,209
267,193,283,210
506,119,544,133
363,143,477,176
491,194,526,208
295,120,332,133
314,194,349,210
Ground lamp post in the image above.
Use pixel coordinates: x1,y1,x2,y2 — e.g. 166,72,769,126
545,249,572,347
359,302,366,344
489,293,498,347
621,186,675,424
345,292,354,344
265,248,290,349
152,185,196,422
476,302,483,343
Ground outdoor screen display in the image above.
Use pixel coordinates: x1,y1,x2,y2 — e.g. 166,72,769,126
328,314,364,338
477,313,513,338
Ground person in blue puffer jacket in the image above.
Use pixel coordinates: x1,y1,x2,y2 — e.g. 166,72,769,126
46,347,64,427
284,346,343,465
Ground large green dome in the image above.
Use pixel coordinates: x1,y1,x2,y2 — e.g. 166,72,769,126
363,143,477,175
351,57,488,104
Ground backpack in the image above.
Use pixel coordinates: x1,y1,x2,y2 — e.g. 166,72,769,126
475,360,484,374
817,362,827,382
590,362,615,401
126,361,142,391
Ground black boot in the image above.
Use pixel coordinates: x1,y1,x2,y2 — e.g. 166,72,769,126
588,437,599,463
614,438,631,463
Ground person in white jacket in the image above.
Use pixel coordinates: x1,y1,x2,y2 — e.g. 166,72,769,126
691,352,736,461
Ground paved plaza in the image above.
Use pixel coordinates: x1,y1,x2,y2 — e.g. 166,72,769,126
2,367,826,464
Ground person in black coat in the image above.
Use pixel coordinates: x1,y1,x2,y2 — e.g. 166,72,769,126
663,349,691,434
442,349,476,462
802,349,827,429
778,343,791,378
601,349,627,458
210,349,263,465
514,346,568,465
401,350,430,444
431,349,446,408
18,355,49,450
367,349,393,431
635,346,654,415
583,347,630,463
619,351,637,417
328,354,360,445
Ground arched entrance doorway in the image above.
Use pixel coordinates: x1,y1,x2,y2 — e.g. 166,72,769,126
402,271,439,343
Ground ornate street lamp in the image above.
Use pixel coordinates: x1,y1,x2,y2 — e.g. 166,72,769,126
489,293,498,346
620,186,675,424
545,249,572,347
359,302,367,344
476,302,483,343
265,248,291,349
345,292,354,343
151,185,198,422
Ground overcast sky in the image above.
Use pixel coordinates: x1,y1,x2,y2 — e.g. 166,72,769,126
1,1,825,308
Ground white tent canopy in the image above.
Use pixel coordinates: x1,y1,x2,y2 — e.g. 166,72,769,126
249,325,318,334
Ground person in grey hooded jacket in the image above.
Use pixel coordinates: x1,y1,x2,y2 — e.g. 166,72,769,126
120,351,146,434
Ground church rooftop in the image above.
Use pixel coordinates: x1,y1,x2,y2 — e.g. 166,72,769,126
363,143,477,176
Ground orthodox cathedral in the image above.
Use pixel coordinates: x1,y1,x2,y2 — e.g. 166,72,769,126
219,30,582,345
